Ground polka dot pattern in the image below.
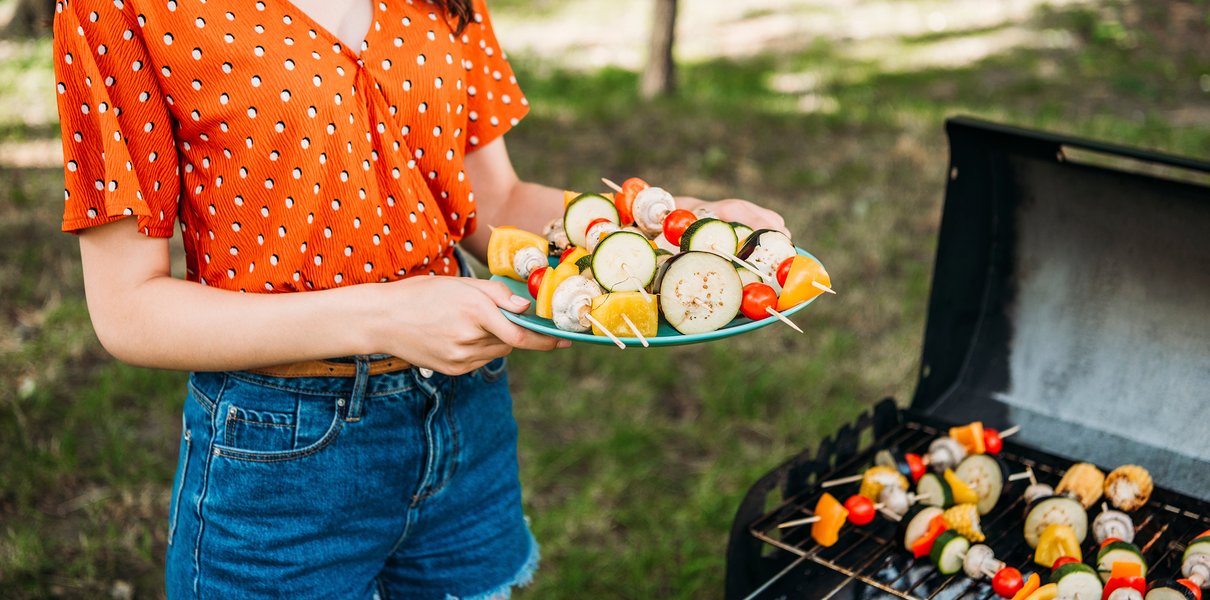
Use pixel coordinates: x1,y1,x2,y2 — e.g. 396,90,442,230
52,0,527,290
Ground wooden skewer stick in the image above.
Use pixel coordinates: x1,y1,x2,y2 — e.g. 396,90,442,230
716,250,764,279
601,178,624,193
584,312,626,349
777,515,820,528
488,224,497,232
812,280,837,295
620,313,649,348
1026,466,1037,486
620,264,651,303
766,307,804,333
1008,470,1034,482
820,473,864,488
1000,425,1021,439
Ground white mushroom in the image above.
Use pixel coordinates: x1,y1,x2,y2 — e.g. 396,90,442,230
512,246,548,281
632,187,676,237
585,220,621,253
551,276,601,332
1107,588,1143,600
1024,483,1055,505
1182,553,1210,584
878,485,911,517
542,217,569,250
1092,509,1135,544
962,544,1003,579
928,437,967,472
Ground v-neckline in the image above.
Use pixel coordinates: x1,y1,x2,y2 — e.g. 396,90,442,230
265,0,378,63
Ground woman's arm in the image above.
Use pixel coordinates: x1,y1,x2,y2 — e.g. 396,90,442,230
461,139,789,262
79,218,563,375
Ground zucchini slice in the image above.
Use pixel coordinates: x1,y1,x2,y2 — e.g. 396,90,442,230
564,193,619,249
731,222,755,251
656,251,742,334
1024,495,1088,548
591,231,657,293
736,229,796,281
955,454,1007,515
1184,536,1210,564
1097,541,1148,583
679,218,738,255
929,530,971,575
901,505,944,551
1145,581,1199,600
917,472,954,508
1053,563,1103,600
737,267,764,288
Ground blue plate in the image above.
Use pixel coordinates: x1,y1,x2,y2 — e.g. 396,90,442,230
491,248,824,347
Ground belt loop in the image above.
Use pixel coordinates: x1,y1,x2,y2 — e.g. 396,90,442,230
348,356,370,421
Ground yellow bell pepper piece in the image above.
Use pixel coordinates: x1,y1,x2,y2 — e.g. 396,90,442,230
1023,583,1058,600
811,493,849,548
1034,524,1081,568
487,226,548,281
949,421,987,454
776,255,831,311
945,469,980,506
536,249,587,319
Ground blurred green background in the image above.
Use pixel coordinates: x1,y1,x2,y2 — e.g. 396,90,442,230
1,0,1207,597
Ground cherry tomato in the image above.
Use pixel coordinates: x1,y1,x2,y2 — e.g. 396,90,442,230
527,266,548,298
1100,537,1123,549
740,283,778,321
984,428,1004,455
1050,556,1079,571
992,567,1025,599
776,256,795,286
584,217,613,237
905,453,926,482
615,177,648,225
662,209,698,246
558,247,578,263
843,495,876,526
1178,579,1203,600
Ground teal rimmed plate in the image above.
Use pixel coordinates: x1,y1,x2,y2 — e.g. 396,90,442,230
491,248,824,347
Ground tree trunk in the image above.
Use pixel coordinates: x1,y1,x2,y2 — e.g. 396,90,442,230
3,0,54,38
640,0,678,99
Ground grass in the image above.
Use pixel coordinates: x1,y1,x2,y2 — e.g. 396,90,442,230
2,0,1208,597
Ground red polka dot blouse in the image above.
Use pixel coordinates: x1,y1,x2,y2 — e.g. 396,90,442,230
53,0,528,290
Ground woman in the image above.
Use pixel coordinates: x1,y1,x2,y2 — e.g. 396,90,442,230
52,0,785,597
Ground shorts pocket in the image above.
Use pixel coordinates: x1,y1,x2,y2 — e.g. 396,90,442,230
211,375,347,463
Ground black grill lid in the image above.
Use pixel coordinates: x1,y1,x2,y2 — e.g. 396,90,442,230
912,117,1210,500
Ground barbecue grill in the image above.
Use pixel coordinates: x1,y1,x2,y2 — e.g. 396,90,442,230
725,117,1210,600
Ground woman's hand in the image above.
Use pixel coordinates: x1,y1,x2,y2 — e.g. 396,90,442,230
677,196,789,238
374,276,567,376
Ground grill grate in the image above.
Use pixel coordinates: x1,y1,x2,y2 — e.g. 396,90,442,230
745,418,1210,600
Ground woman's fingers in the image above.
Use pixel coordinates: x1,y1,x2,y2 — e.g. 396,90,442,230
462,277,532,314
461,279,566,351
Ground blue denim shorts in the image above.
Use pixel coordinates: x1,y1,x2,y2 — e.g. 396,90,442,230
165,356,538,599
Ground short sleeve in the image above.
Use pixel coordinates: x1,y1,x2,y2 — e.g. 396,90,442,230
53,0,180,237
461,0,529,153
